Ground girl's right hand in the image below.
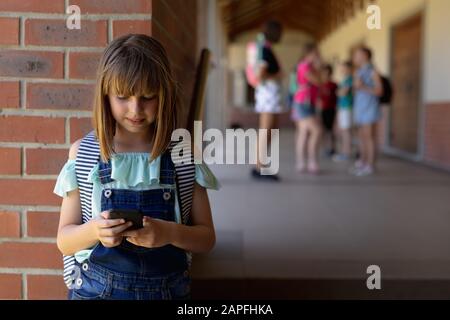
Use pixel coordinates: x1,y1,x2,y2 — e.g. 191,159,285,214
91,211,133,248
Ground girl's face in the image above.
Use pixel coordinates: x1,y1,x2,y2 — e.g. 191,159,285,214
340,65,351,76
109,93,158,133
308,50,321,67
352,49,366,67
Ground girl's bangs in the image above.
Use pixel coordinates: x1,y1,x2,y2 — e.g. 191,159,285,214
102,52,160,97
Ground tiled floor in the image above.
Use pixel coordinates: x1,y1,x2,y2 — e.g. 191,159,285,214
191,129,450,283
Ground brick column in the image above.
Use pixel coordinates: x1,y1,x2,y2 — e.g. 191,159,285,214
0,0,198,300
152,0,198,128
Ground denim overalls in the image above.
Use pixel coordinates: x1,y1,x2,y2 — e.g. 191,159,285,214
69,150,191,300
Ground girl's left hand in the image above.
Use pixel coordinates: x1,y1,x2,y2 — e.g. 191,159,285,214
122,216,173,248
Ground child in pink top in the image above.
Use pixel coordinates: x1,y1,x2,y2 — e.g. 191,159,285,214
291,43,322,174
294,61,319,110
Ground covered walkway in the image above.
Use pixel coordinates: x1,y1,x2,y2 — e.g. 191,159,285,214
191,129,450,299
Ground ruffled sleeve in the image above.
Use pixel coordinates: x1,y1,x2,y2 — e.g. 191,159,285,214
53,160,78,197
195,163,221,190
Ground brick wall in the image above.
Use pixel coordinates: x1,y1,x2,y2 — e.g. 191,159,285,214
424,103,450,170
0,0,198,300
152,0,198,128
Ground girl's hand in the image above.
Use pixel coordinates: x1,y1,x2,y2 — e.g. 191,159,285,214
122,216,173,248
90,211,133,248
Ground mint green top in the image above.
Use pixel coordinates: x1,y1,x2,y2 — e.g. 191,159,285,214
53,153,221,263
338,75,353,109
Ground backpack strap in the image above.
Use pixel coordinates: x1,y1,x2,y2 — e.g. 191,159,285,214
168,137,196,268
75,131,101,222
63,131,101,289
169,138,196,225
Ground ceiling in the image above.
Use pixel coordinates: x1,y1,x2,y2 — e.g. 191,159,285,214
219,0,374,41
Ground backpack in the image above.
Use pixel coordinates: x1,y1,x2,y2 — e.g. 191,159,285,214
379,76,393,104
245,33,266,88
286,69,298,108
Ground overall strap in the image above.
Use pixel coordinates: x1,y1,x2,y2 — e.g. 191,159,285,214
160,150,176,185
97,160,113,185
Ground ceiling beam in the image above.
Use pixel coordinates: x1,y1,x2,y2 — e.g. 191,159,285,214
223,0,368,41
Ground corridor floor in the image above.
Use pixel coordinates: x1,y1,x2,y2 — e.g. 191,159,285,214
191,129,450,287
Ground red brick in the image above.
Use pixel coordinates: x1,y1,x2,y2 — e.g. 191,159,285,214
0,148,21,175
0,81,20,108
27,211,60,238
0,242,62,269
0,211,21,238
69,52,102,80
0,50,64,78
71,0,152,14
425,103,450,167
0,115,65,143
0,274,22,299
0,0,64,13
0,18,19,45
113,20,152,38
152,0,196,55
26,148,68,175
27,275,67,300
25,19,107,47
0,179,60,206
70,117,93,143
27,83,94,111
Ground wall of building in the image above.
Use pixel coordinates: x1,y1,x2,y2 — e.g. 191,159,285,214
152,0,198,128
0,0,199,300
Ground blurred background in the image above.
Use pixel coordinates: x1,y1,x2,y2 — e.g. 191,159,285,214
0,0,449,299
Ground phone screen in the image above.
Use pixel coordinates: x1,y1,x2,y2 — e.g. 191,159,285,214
109,209,144,230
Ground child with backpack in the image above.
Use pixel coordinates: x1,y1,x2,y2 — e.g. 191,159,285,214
350,46,383,176
247,20,284,181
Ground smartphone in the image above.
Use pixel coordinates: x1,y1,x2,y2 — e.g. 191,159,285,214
109,209,144,230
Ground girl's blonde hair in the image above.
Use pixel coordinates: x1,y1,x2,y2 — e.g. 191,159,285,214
92,34,179,162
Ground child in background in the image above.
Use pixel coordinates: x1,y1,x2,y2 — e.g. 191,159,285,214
291,43,322,174
251,20,284,181
351,46,383,176
319,64,338,157
333,61,353,162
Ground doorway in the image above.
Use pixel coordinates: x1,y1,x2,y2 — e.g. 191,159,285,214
390,13,423,154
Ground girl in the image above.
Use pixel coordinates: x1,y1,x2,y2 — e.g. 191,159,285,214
54,34,219,300
350,46,383,176
251,20,284,181
333,61,353,162
291,43,322,174
319,64,338,157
